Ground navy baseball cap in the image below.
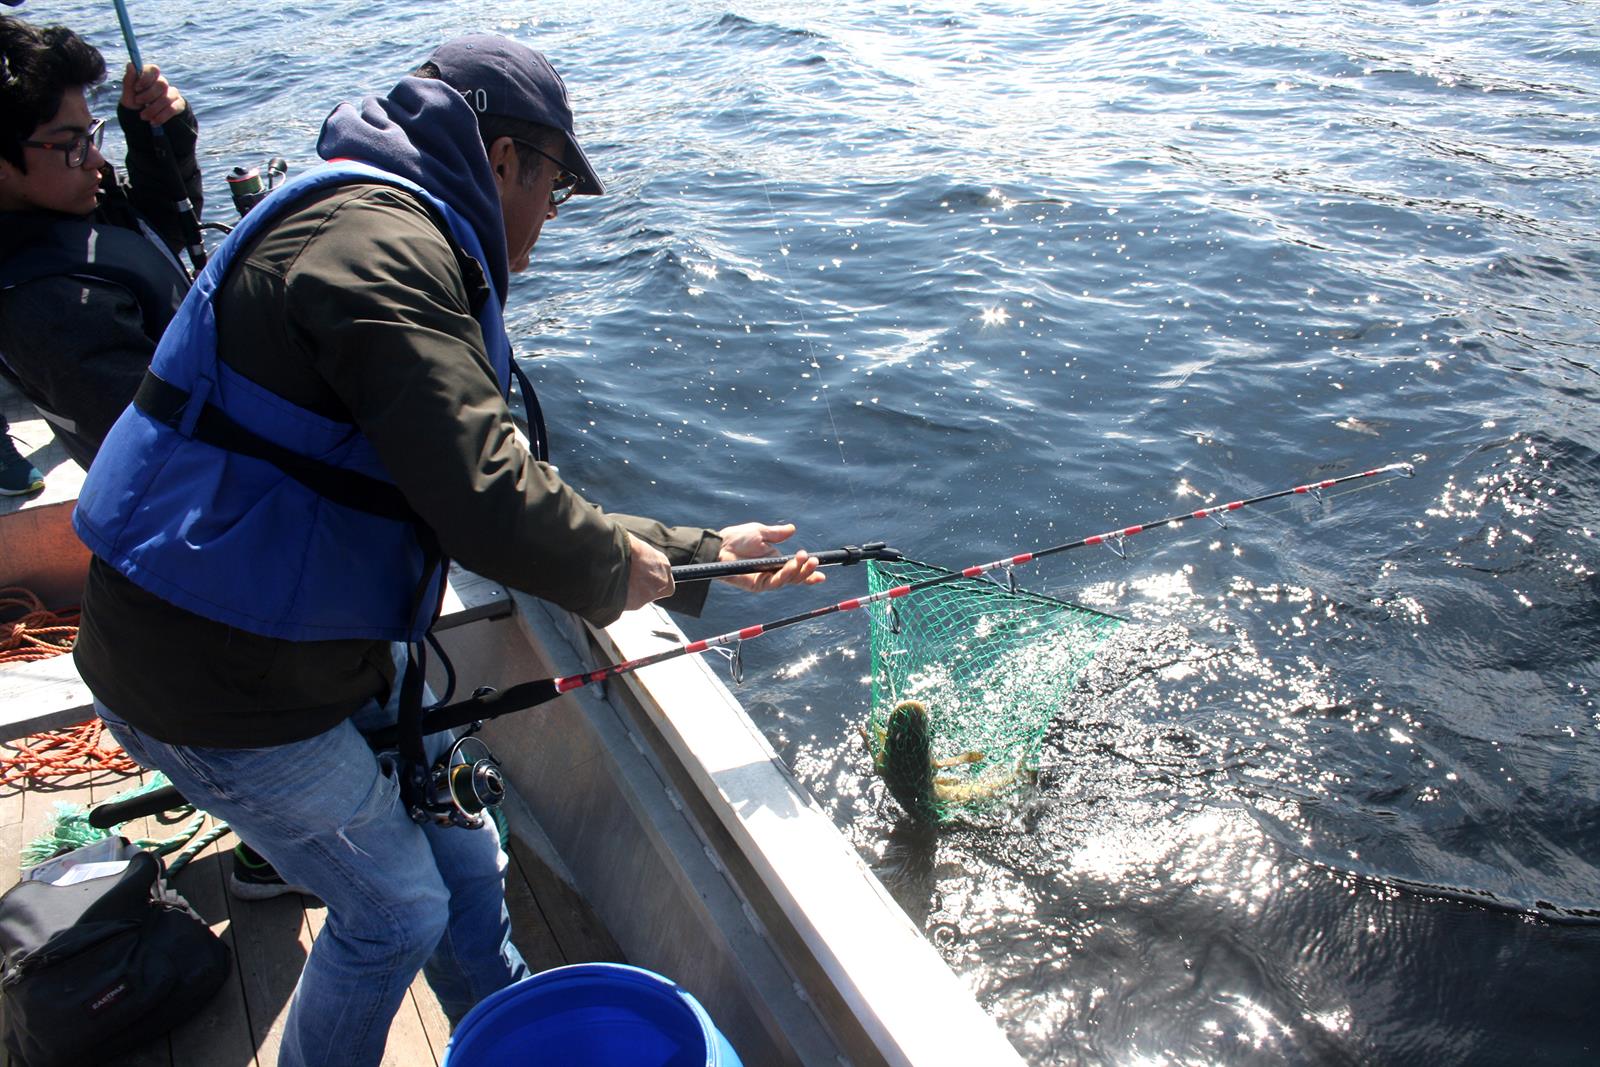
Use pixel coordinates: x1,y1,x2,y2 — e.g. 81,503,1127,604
426,34,603,196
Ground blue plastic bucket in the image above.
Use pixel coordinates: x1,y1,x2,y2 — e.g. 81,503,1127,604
442,963,742,1067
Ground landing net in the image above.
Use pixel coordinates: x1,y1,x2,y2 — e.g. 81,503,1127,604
865,558,1123,822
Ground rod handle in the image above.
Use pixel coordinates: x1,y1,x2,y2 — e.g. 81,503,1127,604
88,783,188,828
670,542,902,583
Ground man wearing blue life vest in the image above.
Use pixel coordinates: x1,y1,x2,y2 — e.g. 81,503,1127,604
72,34,824,1067
0,14,197,480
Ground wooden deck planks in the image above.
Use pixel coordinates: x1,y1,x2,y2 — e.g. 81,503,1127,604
161,835,259,1067
506,837,626,969
502,838,571,976
0,654,95,746
95,769,181,1067
0,754,621,1067
410,974,452,1065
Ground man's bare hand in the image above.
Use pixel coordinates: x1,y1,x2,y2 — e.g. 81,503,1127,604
714,522,825,592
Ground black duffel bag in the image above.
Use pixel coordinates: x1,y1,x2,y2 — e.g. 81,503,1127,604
0,848,230,1067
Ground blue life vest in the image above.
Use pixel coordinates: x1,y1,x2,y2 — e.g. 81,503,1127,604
74,161,513,643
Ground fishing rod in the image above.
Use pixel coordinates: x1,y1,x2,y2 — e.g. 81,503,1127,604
96,465,1413,828
91,542,903,827
374,462,1415,746
110,0,208,272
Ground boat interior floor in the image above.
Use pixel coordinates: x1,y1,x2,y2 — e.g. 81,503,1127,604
0,763,624,1067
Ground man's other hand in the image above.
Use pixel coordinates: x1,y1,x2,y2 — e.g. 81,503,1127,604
715,522,825,592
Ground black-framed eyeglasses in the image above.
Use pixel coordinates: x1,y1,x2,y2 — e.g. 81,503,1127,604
20,117,107,169
512,140,579,206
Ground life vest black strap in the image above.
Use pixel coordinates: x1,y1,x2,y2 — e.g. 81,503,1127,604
133,369,417,522
511,362,549,463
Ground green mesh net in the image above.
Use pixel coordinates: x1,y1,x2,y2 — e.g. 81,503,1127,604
865,558,1124,823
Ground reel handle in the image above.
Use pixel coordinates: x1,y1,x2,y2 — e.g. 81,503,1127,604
88,783,188,828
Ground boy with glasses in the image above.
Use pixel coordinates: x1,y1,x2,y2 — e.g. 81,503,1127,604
0,14,310,900
0,14,199,477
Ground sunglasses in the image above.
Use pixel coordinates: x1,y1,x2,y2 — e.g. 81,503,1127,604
21,117,106,169
512,140,579,206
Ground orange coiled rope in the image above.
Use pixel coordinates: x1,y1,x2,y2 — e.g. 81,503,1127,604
0,718,140,788
1,587,79,664
0,587,139,787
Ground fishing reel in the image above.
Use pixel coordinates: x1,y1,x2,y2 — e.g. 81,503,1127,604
404,729,505,830
226,157,288,218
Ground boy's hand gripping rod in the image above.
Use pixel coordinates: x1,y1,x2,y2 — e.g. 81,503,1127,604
372,462,1414,747
112,0,208,272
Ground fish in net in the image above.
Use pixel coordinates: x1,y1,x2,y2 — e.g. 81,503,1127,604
864,558,1124,823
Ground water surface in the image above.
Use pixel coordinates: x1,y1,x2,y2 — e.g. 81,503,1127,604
53,1,1600,1062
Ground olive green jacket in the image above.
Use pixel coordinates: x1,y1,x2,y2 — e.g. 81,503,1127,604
76,181,719,746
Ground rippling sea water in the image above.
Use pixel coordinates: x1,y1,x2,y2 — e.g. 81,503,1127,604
51,0,1600,1062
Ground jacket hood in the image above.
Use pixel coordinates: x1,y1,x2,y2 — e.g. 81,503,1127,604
317,77,510,305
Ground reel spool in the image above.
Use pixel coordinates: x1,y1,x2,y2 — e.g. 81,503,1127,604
418,734,505,829
226,157,288,217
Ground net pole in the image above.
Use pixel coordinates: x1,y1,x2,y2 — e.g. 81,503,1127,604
405,462,1411,740
551,462,1413,695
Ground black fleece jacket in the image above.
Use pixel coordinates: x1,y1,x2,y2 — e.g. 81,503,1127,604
0,104,201,468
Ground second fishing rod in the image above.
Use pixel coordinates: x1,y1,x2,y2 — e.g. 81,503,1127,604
110,0,207,272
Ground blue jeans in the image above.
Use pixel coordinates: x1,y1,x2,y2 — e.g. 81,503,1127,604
96,672,528,1067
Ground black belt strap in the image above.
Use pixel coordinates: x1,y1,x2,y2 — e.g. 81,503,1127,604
134,370,416,522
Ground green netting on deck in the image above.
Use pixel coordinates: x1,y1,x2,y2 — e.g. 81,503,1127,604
865,558,1123,822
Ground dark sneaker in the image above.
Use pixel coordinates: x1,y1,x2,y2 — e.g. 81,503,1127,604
0,435,43,497
228,842,318,901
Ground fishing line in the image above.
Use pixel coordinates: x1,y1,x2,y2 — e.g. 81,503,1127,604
756,179,863,511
